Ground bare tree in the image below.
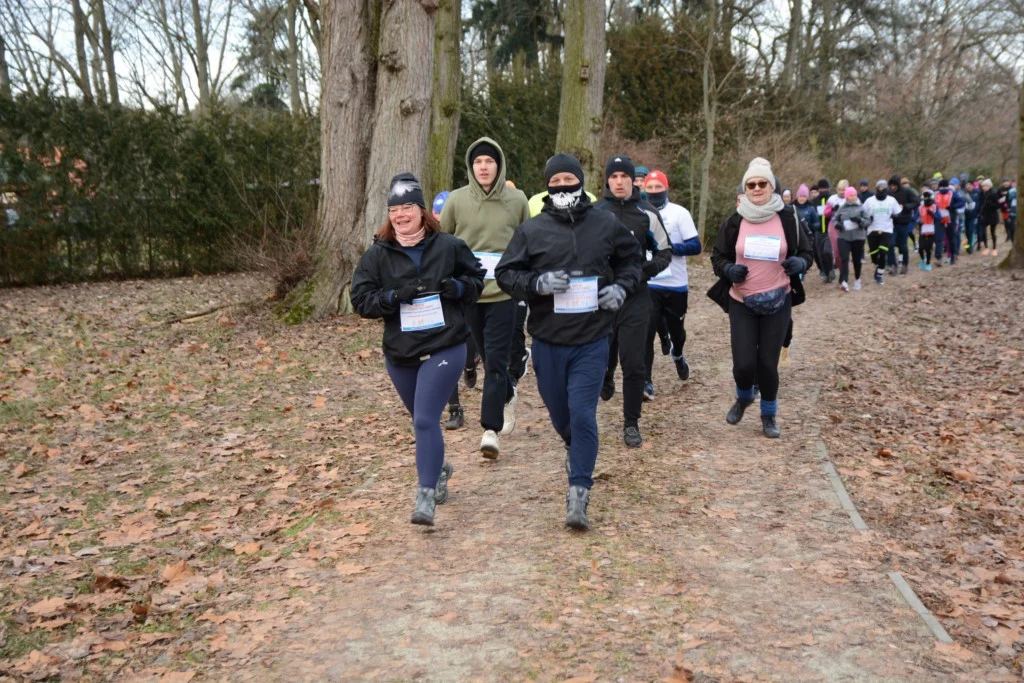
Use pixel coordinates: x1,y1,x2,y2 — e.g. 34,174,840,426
0,34,12,96
72,0,95,101
424,0,461,198
94,0,120,105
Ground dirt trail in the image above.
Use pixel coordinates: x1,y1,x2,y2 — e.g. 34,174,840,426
237,260,1009,681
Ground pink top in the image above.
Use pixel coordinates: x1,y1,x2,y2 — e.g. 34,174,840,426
730,214,791,302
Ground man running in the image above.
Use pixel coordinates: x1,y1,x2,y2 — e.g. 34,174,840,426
596,155,673,448
439,138,530,458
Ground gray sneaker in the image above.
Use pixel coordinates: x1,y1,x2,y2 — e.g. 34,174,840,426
411,487,436,526
565,485,590,531
435,462,454,504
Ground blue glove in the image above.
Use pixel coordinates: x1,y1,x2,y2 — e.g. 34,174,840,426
597,284,626,311
724,264,748,282
782,257,807,276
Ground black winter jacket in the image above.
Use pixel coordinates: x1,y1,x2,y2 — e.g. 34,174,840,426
594,187,672,293
980,189,1001,221
707,205,814,313
495,194,644,346
351,232,485,365
892,185,920,226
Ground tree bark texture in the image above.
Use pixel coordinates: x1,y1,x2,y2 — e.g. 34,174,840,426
95,0,119,106
360,0,436,243
1010,81,1024,269
0,35,12,96
697,0,718,244
89,8,107,103
555,0,606,195
305,0,378,317
286,0,302,114
190,0,212,111
424,0,460,199
72,0,94,102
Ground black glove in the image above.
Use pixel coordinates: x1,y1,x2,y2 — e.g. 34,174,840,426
782,257,807,276
724,263,748,283
394,281,427,303
642,260,663,278
415,279,443,294
440,278,461,300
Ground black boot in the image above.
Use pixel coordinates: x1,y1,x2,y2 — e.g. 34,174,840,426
600,375,615,401
726,399,754,425
762,415,781,438
444,405,464,430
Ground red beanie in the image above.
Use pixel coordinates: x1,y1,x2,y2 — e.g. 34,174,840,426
645,169,669,190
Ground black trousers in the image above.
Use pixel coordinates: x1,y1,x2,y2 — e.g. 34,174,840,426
466,299,517,431
644,289,688,383
837,239,865,283
728,295,791,403
507,301,529,379
606,291,651,427
919,234,935,263
867,232,891,271
448,320,480,407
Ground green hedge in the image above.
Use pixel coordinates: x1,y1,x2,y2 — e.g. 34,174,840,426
0,94,319,286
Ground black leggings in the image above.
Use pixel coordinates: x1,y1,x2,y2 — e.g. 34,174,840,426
919,234,935,264
606,292,652,427
837,239,864,283
979,217,999,248
728,295,791,403
448,329,480,407
644,289,688,382
867,232,891,271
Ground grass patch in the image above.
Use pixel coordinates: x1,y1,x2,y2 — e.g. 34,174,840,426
0,400,38,427
0,617,51,660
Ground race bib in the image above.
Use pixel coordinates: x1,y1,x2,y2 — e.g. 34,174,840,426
843,219,859,231
816,205,825,217
399,294,445,332
743,235,782,261
553,276,599,314
473,251,502,280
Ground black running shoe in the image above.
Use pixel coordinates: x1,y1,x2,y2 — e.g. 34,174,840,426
600,376,615,401
726,399,754,425
623,425,643,448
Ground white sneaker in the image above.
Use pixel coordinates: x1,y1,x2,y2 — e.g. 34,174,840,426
480,430,500,459
500,385,518,435
853,279,862,291
840,281,849,292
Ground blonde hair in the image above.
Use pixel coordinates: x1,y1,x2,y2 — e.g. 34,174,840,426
836,179,849,192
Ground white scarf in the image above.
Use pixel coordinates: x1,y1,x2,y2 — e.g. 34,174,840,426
738,194,785,223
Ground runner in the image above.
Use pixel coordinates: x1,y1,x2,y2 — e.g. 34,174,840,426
862,179,901,284
794,184,818,239
642,169,701,395
1007,181,1017,244
782,188,792,206
708,157,813,439
495,153,643,531
351,173,486,526
434,190,477,431
979,179,999,255
596,155,673,447
918,189,938,270
857,179,872,204
834,185,871,292
963,179,980,253
439,138,531,458
811,179,836,282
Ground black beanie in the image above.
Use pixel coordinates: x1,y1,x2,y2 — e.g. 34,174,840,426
605,155,635,182
387,172,425,208
817,178,830,190
469,142,501,169
939,178,949,188
889,175,901,187
544,153,584,185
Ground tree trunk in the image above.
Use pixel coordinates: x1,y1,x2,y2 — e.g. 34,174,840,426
95,0,119,106
424,0,460,199
297,0,379,318
556,0,606,195
360,0,435,241
155,0,189,113
696,0,718,244
0,35,11,97
90,8,107,103
1009,80,1024,270
191,0,212,112
780,0,801,91
286,0,302,114
72,0,94,102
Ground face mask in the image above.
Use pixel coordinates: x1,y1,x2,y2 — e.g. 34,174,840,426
547,182,583,210
646,190,667,208
875,190,886,200
924,198,934,206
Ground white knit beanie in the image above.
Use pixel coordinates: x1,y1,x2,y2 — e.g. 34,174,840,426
742,157,775,190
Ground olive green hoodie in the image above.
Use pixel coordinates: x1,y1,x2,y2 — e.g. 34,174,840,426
439,137,530,303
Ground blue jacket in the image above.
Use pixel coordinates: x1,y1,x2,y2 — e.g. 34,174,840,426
966,188,982,219
794,201,818,237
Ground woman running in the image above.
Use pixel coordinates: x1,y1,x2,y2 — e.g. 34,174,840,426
708,158,813,438
351,173,485,526
833,186,871,291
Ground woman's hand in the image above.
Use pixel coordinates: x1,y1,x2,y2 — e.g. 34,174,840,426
440,278,462,300
781,257,807,276
394,281,428,303
724,263,748,282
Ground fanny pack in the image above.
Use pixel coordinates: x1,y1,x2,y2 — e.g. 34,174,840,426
743,286,788,315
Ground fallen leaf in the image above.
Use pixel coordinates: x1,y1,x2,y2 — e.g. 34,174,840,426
234,541,262,555
335,563,370,576
161,560,194,583
25,596,68,617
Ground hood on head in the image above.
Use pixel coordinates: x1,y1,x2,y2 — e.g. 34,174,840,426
464,136,508,198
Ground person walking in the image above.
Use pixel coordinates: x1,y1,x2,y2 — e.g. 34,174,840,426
889,175,919,272
495,153,643,531
1007,181,1017,244
918,189,938,270
595,155,673,447
439,138,531,458
978,179,1000,256
862,179,902,283
811,179,836,282
708,158,813,438
834,186,871,291
963,179,980,253
351,173,486,525
642,170,701,393
794,184,818,239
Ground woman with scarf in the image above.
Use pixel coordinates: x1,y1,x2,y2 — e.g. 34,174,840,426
708,158,813,438
351,173,485,526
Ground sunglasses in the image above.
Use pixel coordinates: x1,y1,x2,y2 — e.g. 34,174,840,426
746,180,769,190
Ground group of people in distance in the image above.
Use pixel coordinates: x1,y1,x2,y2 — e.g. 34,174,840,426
785,175,1016,291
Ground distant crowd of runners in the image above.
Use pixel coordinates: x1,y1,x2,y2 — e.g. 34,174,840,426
350,139,1017,531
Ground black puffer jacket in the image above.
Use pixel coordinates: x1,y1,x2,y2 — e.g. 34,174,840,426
495,194,643,346
892,185,920,226
351,231,485,365
594,187,672,292
707,205,814,313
